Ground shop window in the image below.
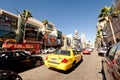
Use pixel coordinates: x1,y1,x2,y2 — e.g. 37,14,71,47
47,25,53,30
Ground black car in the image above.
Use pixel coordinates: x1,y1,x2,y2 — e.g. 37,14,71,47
102,43,120,80
0,70,22,80
0,50,43,72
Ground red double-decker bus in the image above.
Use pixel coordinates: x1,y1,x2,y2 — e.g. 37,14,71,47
2,39,41,54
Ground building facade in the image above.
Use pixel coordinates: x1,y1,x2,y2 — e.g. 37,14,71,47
0,9,18,47
96,1,120,46
0,9,63,49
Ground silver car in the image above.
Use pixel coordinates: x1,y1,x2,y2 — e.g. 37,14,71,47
98,47,108,56
42,47,56,54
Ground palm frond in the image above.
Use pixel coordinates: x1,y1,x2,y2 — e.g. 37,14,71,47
98,17,106,22
22,10,32,20
42,19,49,25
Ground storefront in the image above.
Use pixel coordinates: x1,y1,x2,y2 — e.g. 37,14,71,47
0,11,18,47
25,23,38,41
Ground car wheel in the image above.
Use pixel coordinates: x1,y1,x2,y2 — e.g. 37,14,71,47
71,61,76,69
0,70,22,80
11,74,23,80
35,60,41,67
80,56,83,62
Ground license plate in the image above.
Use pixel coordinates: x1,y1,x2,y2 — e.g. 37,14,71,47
51,59,57,63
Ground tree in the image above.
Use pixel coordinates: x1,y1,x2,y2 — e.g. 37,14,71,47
22,10,32,43
42,19,49,28
96,28,102,47
98,5,120,44
15,9,32,43
41,19,49,49
22,10,32,21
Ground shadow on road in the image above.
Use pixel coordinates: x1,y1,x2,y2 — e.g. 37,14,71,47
14,64,44,73
48,59,83,74
98,69,106,80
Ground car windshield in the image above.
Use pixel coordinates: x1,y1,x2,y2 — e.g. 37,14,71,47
48,47,55,50
0,52,13,59
24,51,31,54
55,50,70,56
15,51,30,57
100,47,107,51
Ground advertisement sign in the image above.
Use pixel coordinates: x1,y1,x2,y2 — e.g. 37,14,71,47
43,34,57,46
0,15,17,42
14,44,34,49
0,15,17,29
0,30,16,38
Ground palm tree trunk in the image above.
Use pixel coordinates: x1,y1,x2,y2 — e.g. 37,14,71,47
108,19,117,44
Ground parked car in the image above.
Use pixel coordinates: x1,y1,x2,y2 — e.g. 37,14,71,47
0,70,22,80
98,47,108,56
82,48,91,54
42,47,56,54
0,50,43,72
102,43,120,80
16,50,31,55
45,48,83,71
86,47,93,52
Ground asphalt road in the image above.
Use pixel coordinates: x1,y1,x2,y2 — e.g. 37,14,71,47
19,50,104,80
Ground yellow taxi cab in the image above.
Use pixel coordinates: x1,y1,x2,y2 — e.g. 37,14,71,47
44,48,83,71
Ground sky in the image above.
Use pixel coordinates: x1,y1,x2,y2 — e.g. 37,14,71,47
0,0,113,42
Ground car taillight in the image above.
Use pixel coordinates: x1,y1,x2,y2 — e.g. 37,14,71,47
62,58,68,63
46,56,48,60
106,61,112,68
98,49,100,51
112,59,117,64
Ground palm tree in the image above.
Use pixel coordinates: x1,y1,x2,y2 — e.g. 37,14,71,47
22,10,32,21
41,19,49,50
42,19,48,27
96,29,101,38
96,28,103,47
98,5,120,44
16,10,32,43
21,10,32,42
